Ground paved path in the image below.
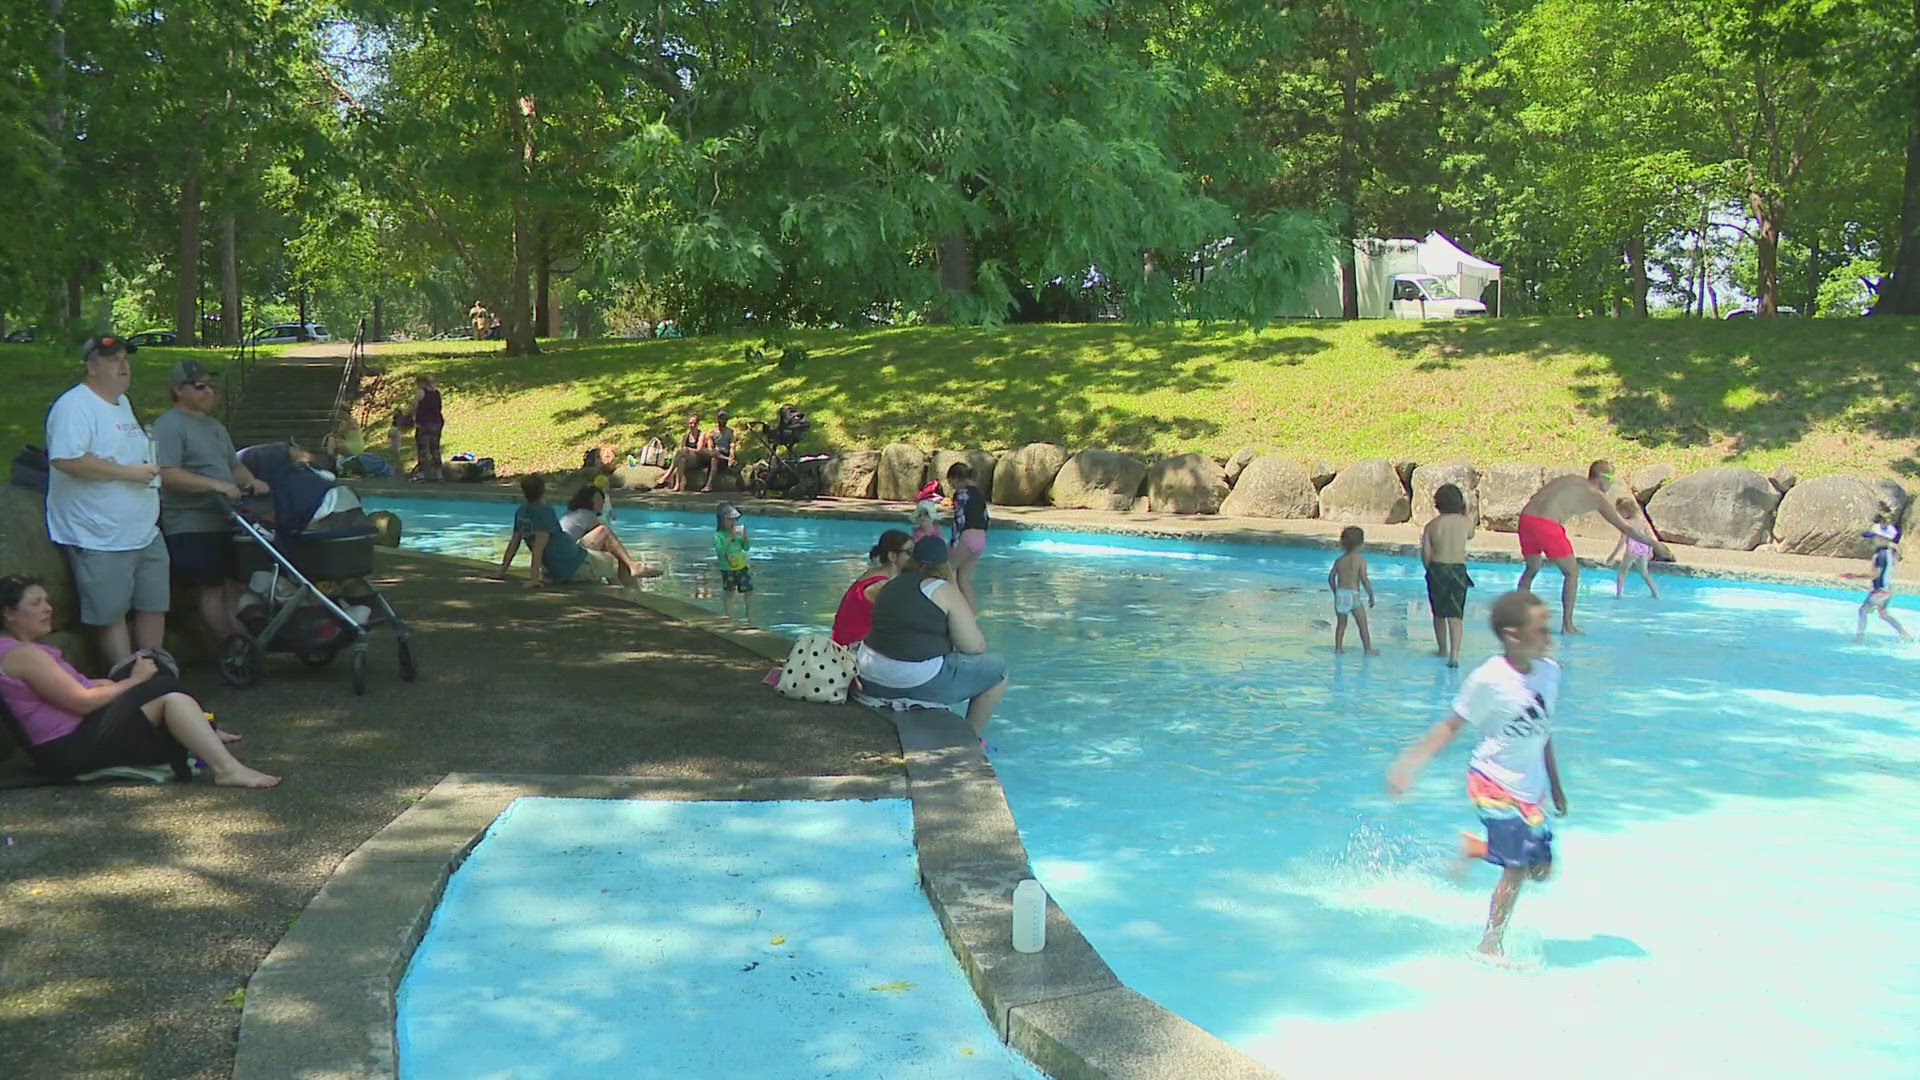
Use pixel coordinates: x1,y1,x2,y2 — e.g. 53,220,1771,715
0,552,900,1079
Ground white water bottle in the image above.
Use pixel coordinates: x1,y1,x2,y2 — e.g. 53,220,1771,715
1012,878,1047,953
144,430,161,490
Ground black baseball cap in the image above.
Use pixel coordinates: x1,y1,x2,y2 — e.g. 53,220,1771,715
168,358,219,384
81,335,137,360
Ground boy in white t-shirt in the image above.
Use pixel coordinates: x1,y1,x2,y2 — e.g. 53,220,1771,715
1388,590,1566,959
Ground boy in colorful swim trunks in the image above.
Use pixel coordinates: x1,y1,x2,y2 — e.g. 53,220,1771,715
1846,522,1910,642
1421,483,1475,667
713,501,753,622
1515,461,1670,634
1388,590,1565,959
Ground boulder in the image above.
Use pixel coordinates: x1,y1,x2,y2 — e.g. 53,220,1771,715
1566,478,1646,538
1644,466,1780,550
1317,459,1410,524
1411,460,1481,527
1048,449,1148,511
0,486,79,632
1768,465,1797,493
1306,460,1338,490
824,450,880,499
1224,445,1274,486
1771,475,1912,558
1221,457,1318,519
1146,453,1231,515
877,443,929,501
1476,463,1545,533
610,463,666,491
930,448,998,499
1631,463,1676,503
366,510,403,548
993,443,1070,506
1903,496,1920,568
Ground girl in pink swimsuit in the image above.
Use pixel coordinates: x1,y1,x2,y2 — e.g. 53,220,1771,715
1608,497,1660,598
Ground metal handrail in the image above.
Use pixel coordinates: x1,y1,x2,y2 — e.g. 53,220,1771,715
222,330,258,428
328,318,367,436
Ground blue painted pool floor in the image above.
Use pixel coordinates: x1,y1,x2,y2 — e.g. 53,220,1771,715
398,798,1045,1079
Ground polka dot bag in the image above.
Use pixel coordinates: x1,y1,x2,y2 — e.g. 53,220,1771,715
773,633,857,704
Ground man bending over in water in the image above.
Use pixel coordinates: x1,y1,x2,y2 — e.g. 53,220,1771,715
1515,461,1670,634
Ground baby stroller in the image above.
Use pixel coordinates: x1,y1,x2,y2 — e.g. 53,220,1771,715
220,467,417,695
744,404,829,500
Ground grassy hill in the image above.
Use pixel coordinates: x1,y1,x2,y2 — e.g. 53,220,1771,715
8,320,1918,485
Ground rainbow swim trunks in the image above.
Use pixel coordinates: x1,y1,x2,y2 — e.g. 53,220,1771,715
1466,769,1554,868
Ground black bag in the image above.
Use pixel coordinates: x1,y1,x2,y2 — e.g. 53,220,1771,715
11,444,49,494
459,457,495,482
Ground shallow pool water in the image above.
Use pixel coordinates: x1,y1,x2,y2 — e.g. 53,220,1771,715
372,496,1920,1078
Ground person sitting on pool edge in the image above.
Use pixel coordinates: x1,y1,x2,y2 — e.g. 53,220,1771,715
855,534,1008,736
497,474,639,589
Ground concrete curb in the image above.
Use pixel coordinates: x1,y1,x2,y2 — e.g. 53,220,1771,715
233,554,1275,1079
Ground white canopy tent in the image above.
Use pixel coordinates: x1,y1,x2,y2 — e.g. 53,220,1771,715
1418,232,1503,315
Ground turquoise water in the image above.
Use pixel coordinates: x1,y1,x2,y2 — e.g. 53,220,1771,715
398,798,1046,1078
373,496,1920,1078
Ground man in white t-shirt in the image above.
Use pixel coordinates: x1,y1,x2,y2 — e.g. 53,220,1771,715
45,335,169,665
1388,590,1566,960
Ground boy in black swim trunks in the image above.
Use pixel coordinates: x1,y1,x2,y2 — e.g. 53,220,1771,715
1421,483,1475,667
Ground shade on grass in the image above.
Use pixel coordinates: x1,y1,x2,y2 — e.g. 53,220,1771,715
353,319,1920,483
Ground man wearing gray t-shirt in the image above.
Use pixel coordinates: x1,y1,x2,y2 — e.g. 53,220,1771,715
153,359,268,642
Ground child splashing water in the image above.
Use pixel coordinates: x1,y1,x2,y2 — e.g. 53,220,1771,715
1328,526,1378,655
946,462,989,609
1607,497,1659,598
1846,521,1910,642
1388,591,1566,962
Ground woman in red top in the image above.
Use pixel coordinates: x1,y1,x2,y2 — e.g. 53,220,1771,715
831,530,912,646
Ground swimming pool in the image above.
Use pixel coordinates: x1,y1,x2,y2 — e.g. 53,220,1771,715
370,496,1920,1078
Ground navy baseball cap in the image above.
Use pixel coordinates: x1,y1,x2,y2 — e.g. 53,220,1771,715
911,534,949,565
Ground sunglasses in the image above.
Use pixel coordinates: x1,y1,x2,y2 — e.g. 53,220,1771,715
185,381,212,391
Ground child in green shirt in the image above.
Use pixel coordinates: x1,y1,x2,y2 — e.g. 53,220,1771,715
713,502,752,621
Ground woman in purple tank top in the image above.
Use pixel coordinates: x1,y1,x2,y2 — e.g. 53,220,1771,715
410,374,445,481
0,574,279,787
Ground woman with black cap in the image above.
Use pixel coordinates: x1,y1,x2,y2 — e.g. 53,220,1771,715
855,534,1008,736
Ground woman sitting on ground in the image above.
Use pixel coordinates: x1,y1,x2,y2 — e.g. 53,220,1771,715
559,485,662,578
831,530,913,647
0,575,281,788
855,535,1008,736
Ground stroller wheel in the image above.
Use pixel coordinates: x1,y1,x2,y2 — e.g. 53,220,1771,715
219,635,264,687
298,647,340,668
351,646,369,696
397,636,418,682
748,473,768,499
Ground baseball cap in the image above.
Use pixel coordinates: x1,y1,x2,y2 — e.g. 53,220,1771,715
81,335,136,361
716,501,741,525
1862,523,1900,542
716,408,730,421
911,534,949,565
169,358,219,384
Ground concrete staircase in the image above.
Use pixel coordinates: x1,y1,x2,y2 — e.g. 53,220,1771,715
224,358,346,450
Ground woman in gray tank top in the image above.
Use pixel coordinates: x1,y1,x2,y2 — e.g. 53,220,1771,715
856,535,1008,736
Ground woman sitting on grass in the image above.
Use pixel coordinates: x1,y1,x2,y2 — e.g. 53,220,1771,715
0,575,280,788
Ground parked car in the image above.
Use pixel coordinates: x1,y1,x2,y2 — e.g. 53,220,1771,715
126,330,177,347
1724,305,1801,319
248,322,331,345
2,325,36,343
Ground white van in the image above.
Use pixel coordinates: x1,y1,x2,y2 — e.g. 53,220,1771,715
1390,275,1487,318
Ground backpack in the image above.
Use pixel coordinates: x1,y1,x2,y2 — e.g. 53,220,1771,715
11,444,49,494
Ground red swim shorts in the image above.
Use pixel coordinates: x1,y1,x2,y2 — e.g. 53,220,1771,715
1517,513,1575,560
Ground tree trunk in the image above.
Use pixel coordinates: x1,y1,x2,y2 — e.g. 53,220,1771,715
65,270,82,325
1626,230,1649,317
548,282,563,340
372,295,384,341
534,245,552,338
297,287,308,326
1875,2,1920,314
220,213,240,344
1750,191,1781,316
174,172,202,345
1806,237,1821,316
1338,41,1361,321
506,95,540,356
934,229,971,321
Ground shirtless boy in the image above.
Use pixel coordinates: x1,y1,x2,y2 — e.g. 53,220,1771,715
1421,483,1475,667
1515,461,1671,634
1328,526,1379,655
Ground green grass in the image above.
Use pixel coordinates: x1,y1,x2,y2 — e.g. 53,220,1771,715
0,343,293,452
10,321,1920,485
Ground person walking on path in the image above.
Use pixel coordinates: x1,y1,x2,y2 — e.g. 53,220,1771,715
152,358,269,643
409,374,444,482
1387,590,1565,962
44,335,168,666
1514,461,1670,634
